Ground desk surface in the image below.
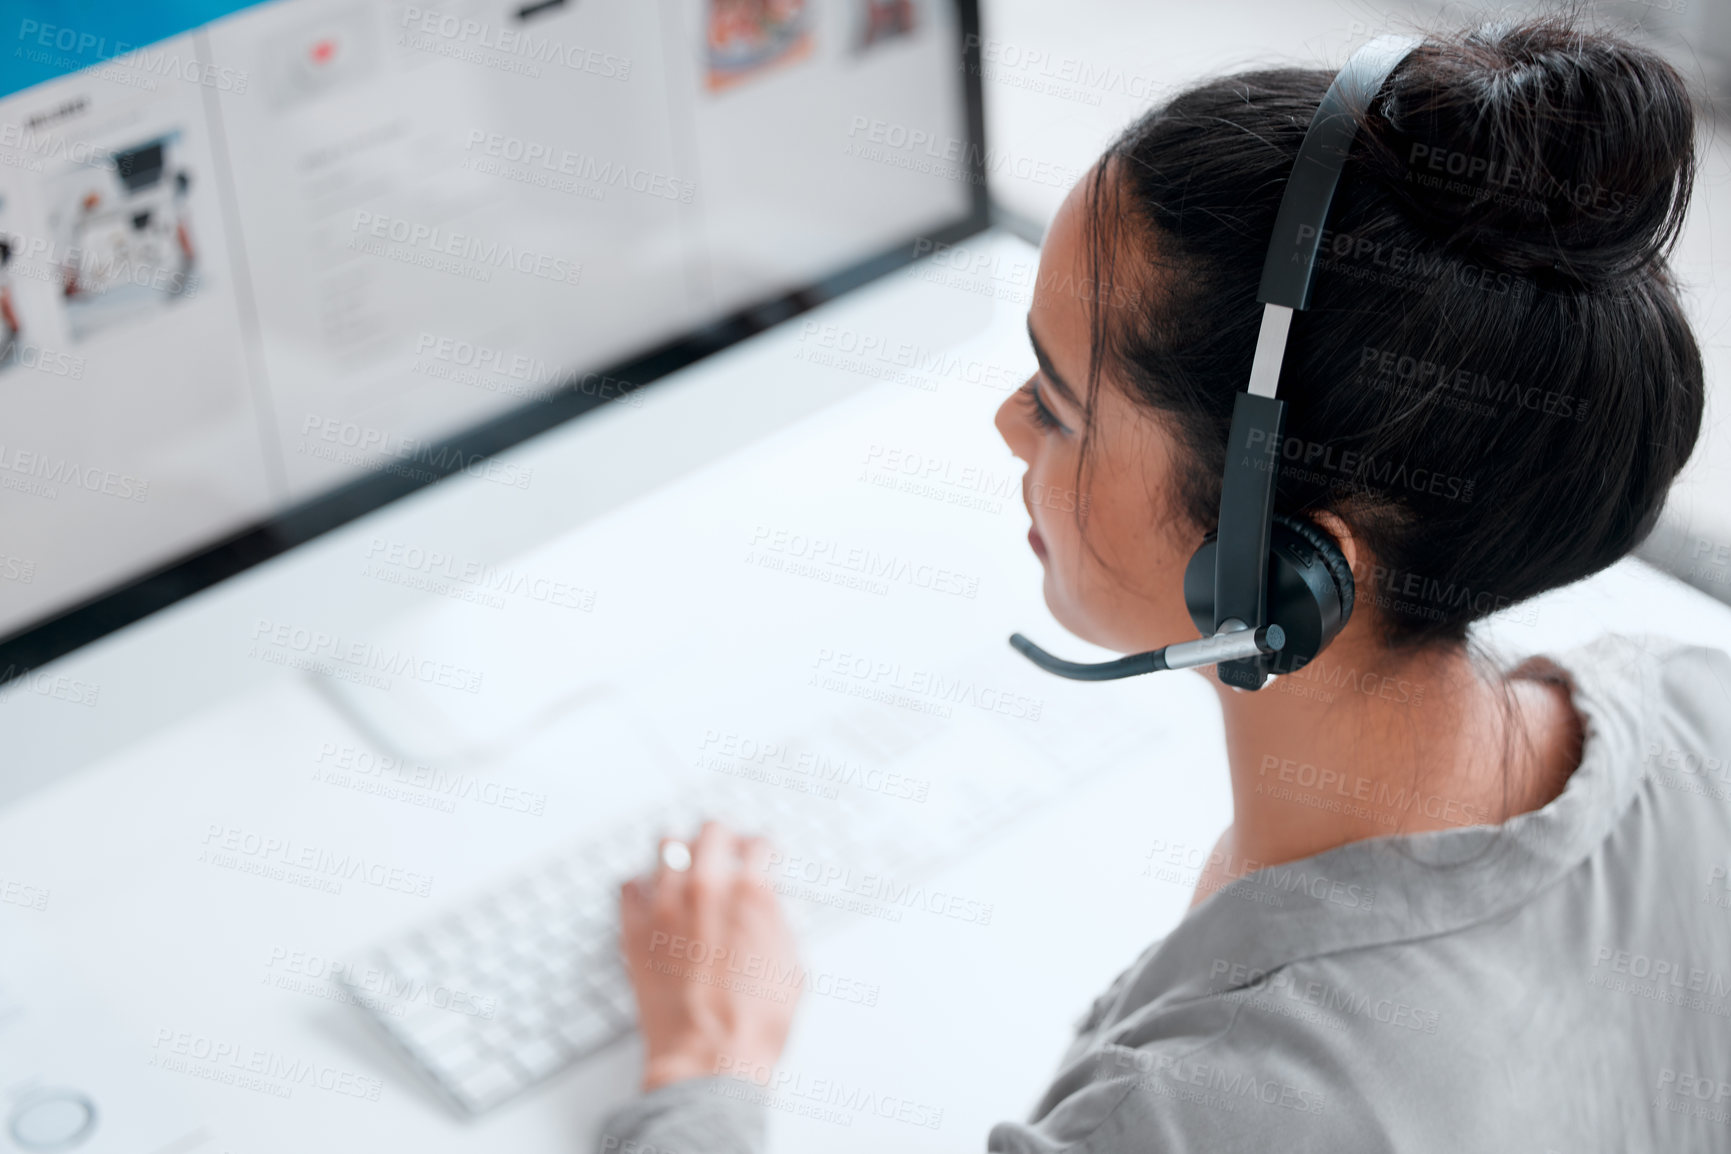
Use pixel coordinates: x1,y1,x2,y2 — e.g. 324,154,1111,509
6,229,1731,1154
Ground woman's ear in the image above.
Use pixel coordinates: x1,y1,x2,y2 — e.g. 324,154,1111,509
1310,510,1359,579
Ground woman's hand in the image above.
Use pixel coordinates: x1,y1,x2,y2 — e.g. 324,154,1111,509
619,820,802,1091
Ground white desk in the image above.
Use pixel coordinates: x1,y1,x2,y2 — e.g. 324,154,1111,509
6,229,1731,1154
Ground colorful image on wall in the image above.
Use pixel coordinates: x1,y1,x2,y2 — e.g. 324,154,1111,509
706,0,813,92
47,133,201,342
854,0,917,53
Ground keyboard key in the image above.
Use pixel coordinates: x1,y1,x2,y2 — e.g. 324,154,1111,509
381,947,430,981
509,1035,565,1080
424,1030,489,1079
451,1058,524,1113
506,1000,551,1036
554,1007,618,1055
396,1003,471,1053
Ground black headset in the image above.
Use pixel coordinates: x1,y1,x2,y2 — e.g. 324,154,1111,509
1010,34,1422,691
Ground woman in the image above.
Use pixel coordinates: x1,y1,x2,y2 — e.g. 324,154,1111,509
603,14,1731,1151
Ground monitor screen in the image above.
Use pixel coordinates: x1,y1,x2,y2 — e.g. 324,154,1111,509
0,0,986,663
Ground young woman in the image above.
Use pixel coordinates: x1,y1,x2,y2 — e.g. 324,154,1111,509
603,14,1731,1151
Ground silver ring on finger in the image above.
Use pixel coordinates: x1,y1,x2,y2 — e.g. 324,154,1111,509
660,840,692,873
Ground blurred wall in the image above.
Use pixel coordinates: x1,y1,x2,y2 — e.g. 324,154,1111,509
977,0,1725,229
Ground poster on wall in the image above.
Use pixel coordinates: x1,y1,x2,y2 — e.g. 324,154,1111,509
706,0,813,91
853,0,917,53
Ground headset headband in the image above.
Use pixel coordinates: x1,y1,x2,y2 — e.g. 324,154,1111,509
1211,34,1421,690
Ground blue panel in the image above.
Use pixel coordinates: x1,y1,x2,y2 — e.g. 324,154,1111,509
2,0,275,99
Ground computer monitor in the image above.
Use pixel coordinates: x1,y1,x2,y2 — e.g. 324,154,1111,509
0,0,988,671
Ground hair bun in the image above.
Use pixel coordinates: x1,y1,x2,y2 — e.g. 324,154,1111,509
1373,18,1695,288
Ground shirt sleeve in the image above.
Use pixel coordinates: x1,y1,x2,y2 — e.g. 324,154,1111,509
987,1029,1371,1154
986,1073,1141,1153
594,1076,766,1154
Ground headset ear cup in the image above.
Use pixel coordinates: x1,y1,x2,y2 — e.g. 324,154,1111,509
1182,519,1352,673
1276,514,1355,626
1264,514,1354,673
1183,534,1219,637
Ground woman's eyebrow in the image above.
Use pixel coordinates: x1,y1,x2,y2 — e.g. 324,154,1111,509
1026,316,1082,410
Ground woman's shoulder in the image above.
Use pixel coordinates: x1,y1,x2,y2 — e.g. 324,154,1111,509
1007,926,1643,1154
1549,632,1731,709
996,990,1393,1154
1545,633,1731,803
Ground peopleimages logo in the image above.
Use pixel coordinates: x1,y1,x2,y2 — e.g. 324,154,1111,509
796,320,1024,392
809,647,1042,721
6,231,197,297
1406,142,1631,217
1257,753,1490,827
697,728,931,803
1365,563,1534,626
0,443,149,502
362,536,596,612
1591,946,1731,997
1208,958,1442,1034
462,131,694,203
297,413,534,490
961,33,1172,106
150,1028,381,1100
747,524,980,599
1291,222,1531,301
1655,1068,1731,1106
707,1058,944,1130
349,211,582,286
1240,428,1474,504
263,945,498,1018
1111,1049,1326,1115
248,617,484,695
14,20,250,92
1359,345,1589,422
399,7,632,79
0,665,99,708
1646,739,1730,787
0,122,114,169
3,342,85,379
200,823,435,898
843,117,1080,189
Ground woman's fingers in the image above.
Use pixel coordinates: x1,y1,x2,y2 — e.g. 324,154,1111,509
619,876,649,954
689,821,739,886
739,835,773,874
617,818,801,1092
688,821,740,943
651,836,691,922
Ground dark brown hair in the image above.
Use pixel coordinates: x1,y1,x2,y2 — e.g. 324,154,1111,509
1074,13,1703,649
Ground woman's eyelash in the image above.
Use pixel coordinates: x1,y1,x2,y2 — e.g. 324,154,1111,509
1020,381,1064,432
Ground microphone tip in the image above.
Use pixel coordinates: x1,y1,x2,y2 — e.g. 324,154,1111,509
1265,624,1286,651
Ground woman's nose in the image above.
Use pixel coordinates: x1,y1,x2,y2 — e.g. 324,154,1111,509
996,389,1033,463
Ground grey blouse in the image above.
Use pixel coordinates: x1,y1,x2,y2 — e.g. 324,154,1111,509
597,634,1731,1152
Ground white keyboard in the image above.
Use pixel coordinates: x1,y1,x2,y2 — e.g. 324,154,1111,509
343,694,1161,1116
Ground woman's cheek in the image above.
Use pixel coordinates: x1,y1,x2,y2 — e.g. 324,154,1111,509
1039,498,1092,617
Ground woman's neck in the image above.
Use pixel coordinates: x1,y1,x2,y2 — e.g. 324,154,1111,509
1188,640,1583,908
